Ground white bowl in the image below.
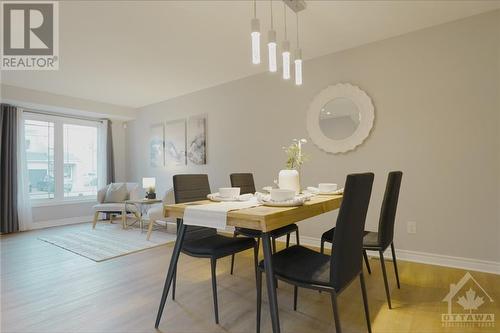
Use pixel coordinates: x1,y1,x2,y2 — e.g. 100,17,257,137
219,187,240,199
270,189,295,202
318,183,338,193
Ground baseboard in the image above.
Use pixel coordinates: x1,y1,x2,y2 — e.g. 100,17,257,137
30,215,93,230
276,234,500,275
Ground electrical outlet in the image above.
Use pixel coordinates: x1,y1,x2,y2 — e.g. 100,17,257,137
407,221,417,234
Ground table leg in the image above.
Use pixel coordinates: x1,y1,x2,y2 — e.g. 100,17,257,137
261,233,281,333
155,221,186,328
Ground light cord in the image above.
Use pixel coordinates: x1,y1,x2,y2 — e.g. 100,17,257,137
296,12,299,48
283,2,287,39
270,0,274,30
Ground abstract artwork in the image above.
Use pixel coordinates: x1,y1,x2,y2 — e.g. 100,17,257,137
187,114,207,165
164,119,186,166
149,123,164,168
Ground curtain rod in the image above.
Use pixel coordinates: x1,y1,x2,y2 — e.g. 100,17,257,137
23,109,106,123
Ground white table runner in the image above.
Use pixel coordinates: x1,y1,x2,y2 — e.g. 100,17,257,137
183,197,261,230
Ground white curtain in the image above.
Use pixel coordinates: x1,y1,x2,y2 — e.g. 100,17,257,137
16,109,33,231
97,120,108,189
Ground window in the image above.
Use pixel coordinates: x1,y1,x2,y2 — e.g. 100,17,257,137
24,113,103,203
63,124,98,198
25,120,55,199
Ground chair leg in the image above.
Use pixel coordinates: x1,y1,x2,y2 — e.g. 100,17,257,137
379,250,392,309
293,285,298,311
146,218,155,241
391,243,401,289
295,228,300,245
330,291,342,333
210,258,219,324
121,210,127,229
230,230,237,275
92,211,99,229
320,239,325,254
286,233,290,248
363,250,372,274
256,270,262,333
172,266,177,301
360,272,372,333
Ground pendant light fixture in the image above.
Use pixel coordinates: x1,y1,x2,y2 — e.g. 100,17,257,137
250,0,260,64
282,3,290,80
249,0,306,84
294,12,303,86
267,0,277,73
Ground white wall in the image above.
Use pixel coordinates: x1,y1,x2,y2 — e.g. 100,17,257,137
127,11,500,265
1,85,135,224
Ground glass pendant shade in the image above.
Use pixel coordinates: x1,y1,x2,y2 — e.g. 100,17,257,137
294,48,302,85
251,18,261,64
268,30,277,72
282,40,290,80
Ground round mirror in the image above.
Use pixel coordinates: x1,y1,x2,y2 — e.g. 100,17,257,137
307,83,374,154
319,98,361,140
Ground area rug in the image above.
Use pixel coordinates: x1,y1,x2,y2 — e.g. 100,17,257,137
38,223,176,262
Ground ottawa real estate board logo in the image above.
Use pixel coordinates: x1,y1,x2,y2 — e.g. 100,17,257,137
441,272,495,328
1,1,59,70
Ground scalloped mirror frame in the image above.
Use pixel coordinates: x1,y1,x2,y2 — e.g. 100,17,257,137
306,83,375,154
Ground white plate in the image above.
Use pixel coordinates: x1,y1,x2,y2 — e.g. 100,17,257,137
261,200,305,207
207,193,255,202
208,196,241,202
304,187,344,195
317,191,340,195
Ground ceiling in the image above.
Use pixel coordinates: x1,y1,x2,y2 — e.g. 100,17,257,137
2,1,499,108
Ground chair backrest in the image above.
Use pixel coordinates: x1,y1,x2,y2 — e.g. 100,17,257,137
97,182,139,203
173,174,211,203
126,183,140,200
230,173,256,194
377,171,403,249
330,173,374,291
172,174,216,239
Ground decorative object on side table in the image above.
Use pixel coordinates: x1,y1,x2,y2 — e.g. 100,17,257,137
277,138,308,194
143,177,156,199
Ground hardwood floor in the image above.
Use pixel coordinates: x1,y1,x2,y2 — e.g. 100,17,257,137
1,223,499,333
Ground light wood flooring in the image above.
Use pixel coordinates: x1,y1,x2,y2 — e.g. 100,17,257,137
1,223,499,333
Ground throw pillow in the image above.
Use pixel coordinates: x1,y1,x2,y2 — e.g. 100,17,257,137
104,183,127,203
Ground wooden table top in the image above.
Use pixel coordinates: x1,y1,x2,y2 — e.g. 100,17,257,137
164,195,343,232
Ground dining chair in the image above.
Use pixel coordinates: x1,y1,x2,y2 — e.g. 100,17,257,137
256,173,374,333
170,174,258,324
229,173,300,275
320,171,403,309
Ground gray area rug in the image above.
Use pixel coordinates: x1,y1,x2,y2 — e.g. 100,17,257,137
38,223,176,262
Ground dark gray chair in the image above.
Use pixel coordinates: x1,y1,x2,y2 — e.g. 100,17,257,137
256,173,374,333
321,171,403,309
170,174,258,324
229,173,300,275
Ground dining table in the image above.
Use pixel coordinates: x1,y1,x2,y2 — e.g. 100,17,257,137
155,194,343,333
